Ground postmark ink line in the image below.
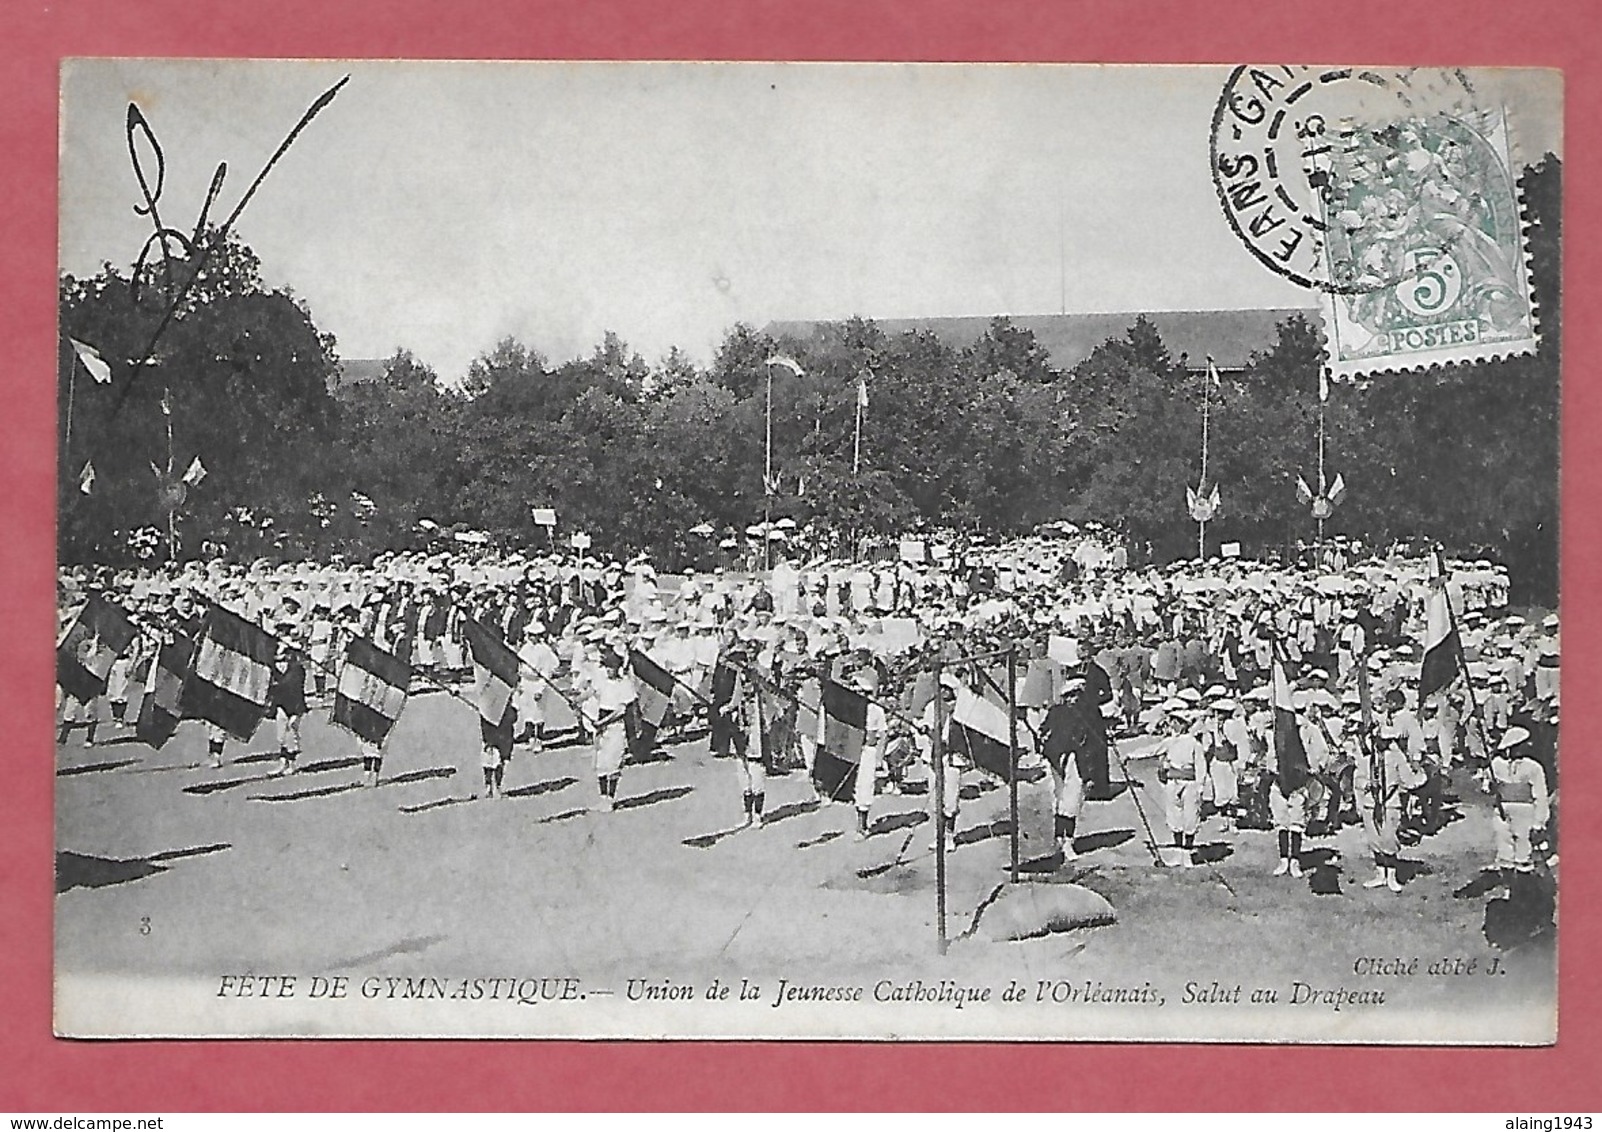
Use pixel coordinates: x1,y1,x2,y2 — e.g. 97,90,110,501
110,75,350,418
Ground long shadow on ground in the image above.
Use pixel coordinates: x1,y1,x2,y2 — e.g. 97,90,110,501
504,776,578,800
614,785,694,812
250,782,366,803
57,843,232,893
58,759,140,777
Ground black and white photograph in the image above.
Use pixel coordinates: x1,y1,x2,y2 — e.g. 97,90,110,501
53,61,1562,1041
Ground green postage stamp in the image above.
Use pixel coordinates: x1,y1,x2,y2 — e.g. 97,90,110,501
1318,106,1538,376
1212,67,1543,377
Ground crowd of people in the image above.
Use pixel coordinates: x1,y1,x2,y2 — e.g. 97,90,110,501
56,525,1559,906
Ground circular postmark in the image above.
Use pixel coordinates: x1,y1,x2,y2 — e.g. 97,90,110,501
1210,66,1495,295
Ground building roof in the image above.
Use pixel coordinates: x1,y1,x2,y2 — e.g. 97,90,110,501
766,307,1316,373
327,357,386,396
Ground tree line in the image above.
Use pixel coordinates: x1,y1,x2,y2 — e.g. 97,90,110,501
57,159,1560,602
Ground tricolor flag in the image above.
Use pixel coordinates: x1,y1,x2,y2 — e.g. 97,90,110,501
1295,475,1315,505
857,374,870,408
629,649,676,745
1327,473,1347,505
462,617,519,726
1419,585,1462,699
332,636,411,746
815,678,868,801
1271,657,1311,794
69,337,113,384
78,460,95,495
765,353,804,377
951,685,1016,782
135,634,194,749
57,594,137,704
1206,357,1221,387
181,455,207,487
1319,369,1330,403
183,606,278,741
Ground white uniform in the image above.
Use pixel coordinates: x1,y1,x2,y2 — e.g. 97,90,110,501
1158,732,1207,838
587,671,637,777
855,701,888,815
1490,753,1550,870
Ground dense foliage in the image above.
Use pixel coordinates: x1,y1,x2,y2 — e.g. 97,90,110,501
58,159,1560,602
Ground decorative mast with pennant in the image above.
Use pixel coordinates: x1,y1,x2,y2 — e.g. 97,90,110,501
1187,358,1222,558
1295,367,1347,555
147,388,207,560
762,354,804,572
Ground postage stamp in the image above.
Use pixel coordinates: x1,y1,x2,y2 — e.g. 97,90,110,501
1211,66,1541,376
55,61,1560,1044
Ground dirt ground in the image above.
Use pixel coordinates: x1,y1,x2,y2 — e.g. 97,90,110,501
54,692,1556,1041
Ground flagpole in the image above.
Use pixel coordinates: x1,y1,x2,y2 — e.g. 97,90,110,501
931,655,949,955
853,396,862,476
64,353,77,455
1199,366,1210,560
1317,378,1327,557
1108,734,1167,866
1006,644,1020,884
1433,552,1490,756
164,386,178,561
763,361,774,574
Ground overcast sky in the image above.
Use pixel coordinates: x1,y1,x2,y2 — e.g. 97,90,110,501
59,61,1562,381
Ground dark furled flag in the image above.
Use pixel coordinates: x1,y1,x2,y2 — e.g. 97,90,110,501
134,633,193,749
183,606,278,741
1272,658,1311,794
815,678,868,801
463,617,519,726
1419,586,1462,700
629,649,676,745
333,637,412,746
710,658,737,709
952,686,1016,782
905,670,938,717
57,593,138,704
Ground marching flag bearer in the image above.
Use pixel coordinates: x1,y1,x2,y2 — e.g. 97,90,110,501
270,629,309,776
1354,709,1425,893
853,668,889,840
480,701,514,799
1269,660,1316,878
1488,726,1551,876
586,648,637,811
726,646,769,828
1038,674,1101,862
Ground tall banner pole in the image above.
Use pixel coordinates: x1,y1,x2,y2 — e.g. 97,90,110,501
931,655,949,955
763,362,773,573
64,354,78,454
853,397,862,475
1317,384,1327,556
164,386,178,561
1198,367,1210,559
1007,645,1020,884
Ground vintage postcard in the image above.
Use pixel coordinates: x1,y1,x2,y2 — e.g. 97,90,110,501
54,61,1561,1041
